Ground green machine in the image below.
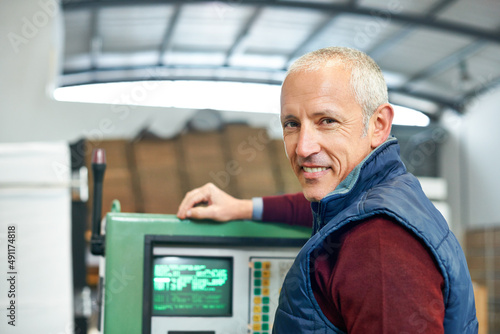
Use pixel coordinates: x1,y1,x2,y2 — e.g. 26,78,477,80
90,149,311,334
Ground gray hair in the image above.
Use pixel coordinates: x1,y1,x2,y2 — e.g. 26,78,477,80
286,47,388,134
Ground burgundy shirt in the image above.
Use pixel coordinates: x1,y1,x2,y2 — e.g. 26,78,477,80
262,193,445,333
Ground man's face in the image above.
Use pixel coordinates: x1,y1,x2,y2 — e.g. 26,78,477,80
281,65,374,202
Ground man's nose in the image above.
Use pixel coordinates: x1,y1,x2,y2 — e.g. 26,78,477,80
296,127,321,158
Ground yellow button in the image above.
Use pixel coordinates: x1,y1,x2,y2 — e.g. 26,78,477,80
253,314,261,322
253,324,261,331
263,279,270,286
254,297,262,304
263,270,270,278
263,262,271,269
253,305,262,313
263,288,270,296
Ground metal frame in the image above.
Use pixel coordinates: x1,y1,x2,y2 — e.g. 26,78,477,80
368,0,458,60
158,4,181,66
61,0,500,115
62,0,500,44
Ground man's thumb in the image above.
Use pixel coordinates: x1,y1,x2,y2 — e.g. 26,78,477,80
188,206,217,220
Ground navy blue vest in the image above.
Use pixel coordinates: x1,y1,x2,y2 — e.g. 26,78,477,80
273,138,477,333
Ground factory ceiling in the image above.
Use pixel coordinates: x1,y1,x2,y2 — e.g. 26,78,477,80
61,0,500,118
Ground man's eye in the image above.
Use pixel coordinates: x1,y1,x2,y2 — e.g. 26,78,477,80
321,118,336,125
284,121,298,128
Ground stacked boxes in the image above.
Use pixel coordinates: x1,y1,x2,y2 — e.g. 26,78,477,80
133,140,184,214
223,124,277,199
86,124,303,216
465,228,500,333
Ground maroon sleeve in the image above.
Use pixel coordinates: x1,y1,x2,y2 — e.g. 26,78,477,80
312,217,445,333
262,192,313,228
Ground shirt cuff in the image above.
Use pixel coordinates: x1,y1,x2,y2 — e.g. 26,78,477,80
251,197,264,221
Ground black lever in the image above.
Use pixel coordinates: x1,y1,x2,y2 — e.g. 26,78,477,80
90,148,106,256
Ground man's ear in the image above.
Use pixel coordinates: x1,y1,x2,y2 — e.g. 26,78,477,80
370,103,394,149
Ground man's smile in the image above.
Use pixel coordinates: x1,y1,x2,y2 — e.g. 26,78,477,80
302,166,329,173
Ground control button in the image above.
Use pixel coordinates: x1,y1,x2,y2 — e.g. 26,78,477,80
263,262,271,269
253,305,262,313
262,323,269,331
253,324,261,331
263,270,270,278
254,271,262,278
254,262,262,269
254,288,261,295
263,314,269,322
254,296,262,304
253,314,261,322
263,279,270,286
262,297,270,304
263,306,270,313
254,279,262,287
263,288,270,296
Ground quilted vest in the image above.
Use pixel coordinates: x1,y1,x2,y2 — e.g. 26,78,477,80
273,138,478,333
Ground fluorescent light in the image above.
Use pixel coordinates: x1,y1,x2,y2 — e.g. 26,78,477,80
54,81,430,126
54,81,281,114
392,105,430,127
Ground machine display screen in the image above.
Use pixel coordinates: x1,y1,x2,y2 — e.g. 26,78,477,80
152,256,233,317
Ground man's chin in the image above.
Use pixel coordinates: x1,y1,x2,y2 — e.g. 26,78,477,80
302,190,326,202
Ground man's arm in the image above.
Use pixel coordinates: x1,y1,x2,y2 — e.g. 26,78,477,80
176,183,312,226
262,193,313,227
312,217,445,333
176,183,253,221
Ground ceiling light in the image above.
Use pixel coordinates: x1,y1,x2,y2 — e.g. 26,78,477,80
54,81,430,126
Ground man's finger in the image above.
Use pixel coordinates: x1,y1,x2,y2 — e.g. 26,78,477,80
177,189,210,219
188,206,219,221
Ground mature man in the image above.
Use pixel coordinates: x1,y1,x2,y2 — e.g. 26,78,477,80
177,47,477,333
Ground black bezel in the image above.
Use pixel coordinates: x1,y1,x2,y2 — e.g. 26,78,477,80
142,234,308,334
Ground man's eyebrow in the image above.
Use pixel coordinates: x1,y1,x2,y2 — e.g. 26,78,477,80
312,109,338,117
281,109,340,122
281,114,297,121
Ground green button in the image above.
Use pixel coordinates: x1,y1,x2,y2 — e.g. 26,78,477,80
262,324,269,331
263,332,269,334
263,306,269,313
263,297,270,304
254,271,262,278
254,262,262,269
254,279,262,287
263,315,269,322
254,288,261,295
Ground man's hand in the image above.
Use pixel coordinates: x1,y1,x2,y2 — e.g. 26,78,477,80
176,183,253,221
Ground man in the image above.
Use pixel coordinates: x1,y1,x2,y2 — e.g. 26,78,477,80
177,47,477,333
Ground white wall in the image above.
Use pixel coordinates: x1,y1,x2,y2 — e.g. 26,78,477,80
441,86,500,231
0,0,280,146
462,87,500,227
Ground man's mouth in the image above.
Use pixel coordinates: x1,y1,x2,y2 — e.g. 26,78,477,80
302,167,328,173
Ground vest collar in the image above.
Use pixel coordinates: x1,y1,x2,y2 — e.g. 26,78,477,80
311,137,405,233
